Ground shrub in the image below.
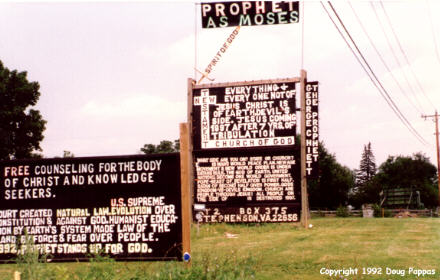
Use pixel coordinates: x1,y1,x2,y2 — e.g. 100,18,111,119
336,206,349,217
372,204,381,217
383,208,393,217
371,204,393,217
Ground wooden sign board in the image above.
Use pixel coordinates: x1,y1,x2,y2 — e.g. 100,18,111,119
193,148,300,223
0,154,182,262
201,1,300,28
192,80,297,150
305,81,319,178
191,78,301,223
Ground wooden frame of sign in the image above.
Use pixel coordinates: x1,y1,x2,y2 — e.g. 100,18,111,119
0,140,193,263
188,76,310,225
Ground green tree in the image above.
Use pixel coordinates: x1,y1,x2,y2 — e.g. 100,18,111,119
374,153,438,208
308,142,355,209
140,144,156,154
350,142,377,207
349,177,382,208
356,142,376,186
140,140,180,154
0,61,46,159
63,150,74,158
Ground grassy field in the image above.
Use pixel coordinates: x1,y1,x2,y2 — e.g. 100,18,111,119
0,218,439,280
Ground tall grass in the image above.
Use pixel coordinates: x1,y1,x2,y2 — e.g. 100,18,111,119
14,234,56,280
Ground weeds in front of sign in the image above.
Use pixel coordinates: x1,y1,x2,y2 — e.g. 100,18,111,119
74,254,116,280
14,233,55,280
44,253,117,280
191,252,257,280
14,238,118,280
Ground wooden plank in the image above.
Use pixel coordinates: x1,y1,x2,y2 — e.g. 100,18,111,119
193,77,301,89
179,123,191,267
187,78,195,220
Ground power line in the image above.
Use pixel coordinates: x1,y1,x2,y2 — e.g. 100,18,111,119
327,2,426,144
426,0,440,65
370,2,426,113
379,1,436,111
321,1,428,145
349,2,423,115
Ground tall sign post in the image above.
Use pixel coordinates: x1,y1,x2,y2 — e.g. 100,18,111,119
301,72,320,228
300,69,309,228
195,1,319,226
187,78,195,217
179,123,192,266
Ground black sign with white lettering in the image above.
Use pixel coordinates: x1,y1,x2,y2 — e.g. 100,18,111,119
0,154,182,262
195,204,299,223
201,1,299,28
305,81,319,178
192,82,297,150
193,148,300,223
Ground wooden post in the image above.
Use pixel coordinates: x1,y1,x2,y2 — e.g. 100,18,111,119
14,271,20,280
187,78,195,219
422,111,440,208
435,111,440,207
180,123,191,267
300,69,310,228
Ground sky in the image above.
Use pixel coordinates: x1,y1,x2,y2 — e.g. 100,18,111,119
1,0,440,170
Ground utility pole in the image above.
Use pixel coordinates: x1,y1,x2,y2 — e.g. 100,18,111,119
422,111,440,207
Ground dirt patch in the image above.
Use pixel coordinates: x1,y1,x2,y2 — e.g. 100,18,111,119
394,211,418,218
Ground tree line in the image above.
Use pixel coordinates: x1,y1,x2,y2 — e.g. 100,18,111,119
308,141,438,209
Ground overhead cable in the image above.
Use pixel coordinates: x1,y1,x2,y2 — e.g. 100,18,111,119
349,2,423,115
379,1,436,111
321,1,428,145
426,0,440,65
370,2,426,112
